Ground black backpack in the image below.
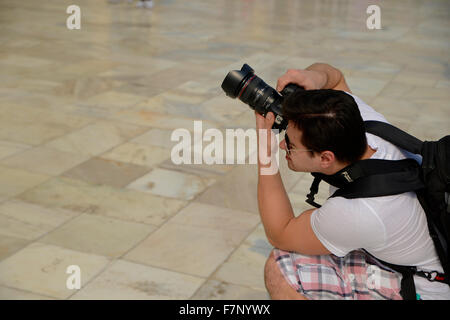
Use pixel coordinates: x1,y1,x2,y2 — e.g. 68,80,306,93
306,120,450,300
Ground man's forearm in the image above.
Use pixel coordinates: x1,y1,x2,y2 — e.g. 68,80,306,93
305,63,345,90
257,166,295,245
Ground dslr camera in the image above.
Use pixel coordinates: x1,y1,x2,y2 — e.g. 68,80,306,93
221,64,303,131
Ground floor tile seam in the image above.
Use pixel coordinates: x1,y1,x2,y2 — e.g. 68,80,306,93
96,145,174,171
0,218,262,299
158,163,231,179
118,255,209,282
86,215,264,296
53,126,170,172
114,205,262,278
0,208,83,236
0,283,61,300
107,189,260,276
86,108,225,135
78,254,210,300
71,93,152,116
166,219,260,234
157,162,257,213
0,238,114,300
6,155,206,227
0,151,93,177
8,183,173,226
65,258,117,300
108,196,197,276
0,118,166,192
0,233,31,263
188,221,266,299
369,63,408,104
0,137,57,158
0,211,84,257
7,90,229,137
0,193,160,263
28,113,157,154
182,158,263,215
188,282,270,301
0,228,203,299
23,118,99,150
0,174,54,204
35,211,160,242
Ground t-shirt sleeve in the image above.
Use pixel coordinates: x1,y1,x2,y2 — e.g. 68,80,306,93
345,92,389,123
310,197,386,257
346,92,423,164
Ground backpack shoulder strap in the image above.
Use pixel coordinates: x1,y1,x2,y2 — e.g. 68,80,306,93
306,159,424,207
330,161,424,199
364,120,423,154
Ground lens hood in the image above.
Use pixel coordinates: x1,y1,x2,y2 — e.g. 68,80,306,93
221,64,254,98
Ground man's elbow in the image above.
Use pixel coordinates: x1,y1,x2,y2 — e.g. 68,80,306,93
267,237,277,248
267,232,289,251
266,232,283,249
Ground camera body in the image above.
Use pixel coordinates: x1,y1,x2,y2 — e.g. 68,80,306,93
221,64,303,131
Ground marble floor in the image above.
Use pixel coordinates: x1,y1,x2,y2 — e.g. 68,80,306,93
0,0,449,300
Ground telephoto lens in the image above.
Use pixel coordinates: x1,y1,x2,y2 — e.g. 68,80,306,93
221,63,303,131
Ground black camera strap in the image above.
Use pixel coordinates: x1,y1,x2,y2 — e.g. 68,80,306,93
306,158,424,208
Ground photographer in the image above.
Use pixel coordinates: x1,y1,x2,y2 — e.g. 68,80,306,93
256,63,450,300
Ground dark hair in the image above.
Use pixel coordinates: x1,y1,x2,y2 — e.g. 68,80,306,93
282,89,367,164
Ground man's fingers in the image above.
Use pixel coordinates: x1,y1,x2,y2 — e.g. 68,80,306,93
255,111,276,130
277,70,306,92
265,112,275,126
276,78,289,92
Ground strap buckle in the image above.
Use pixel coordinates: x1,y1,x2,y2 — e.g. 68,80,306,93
416,270,447,283
306,176,322,208
423,271,438,281
305,197,322,209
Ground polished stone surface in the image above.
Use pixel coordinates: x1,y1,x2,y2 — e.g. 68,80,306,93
124,202,258,277
70,259,204,300
0,0,448,300
39,214,155,258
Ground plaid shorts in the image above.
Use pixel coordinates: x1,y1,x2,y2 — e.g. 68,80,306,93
274,249,403,300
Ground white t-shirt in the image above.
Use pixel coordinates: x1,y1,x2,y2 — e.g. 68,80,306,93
310,93,450,300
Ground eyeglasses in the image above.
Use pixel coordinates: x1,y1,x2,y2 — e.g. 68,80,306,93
284,126,313,156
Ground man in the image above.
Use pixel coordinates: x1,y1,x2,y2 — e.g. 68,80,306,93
256,63,450,300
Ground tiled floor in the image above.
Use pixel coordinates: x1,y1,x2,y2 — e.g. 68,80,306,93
0,0,449,299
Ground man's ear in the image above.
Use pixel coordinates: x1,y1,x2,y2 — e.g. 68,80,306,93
319,151,335,169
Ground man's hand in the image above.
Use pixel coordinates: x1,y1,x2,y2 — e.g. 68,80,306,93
276,63,351,93
255,111,275,131
255,111,278,171
276,69,327,92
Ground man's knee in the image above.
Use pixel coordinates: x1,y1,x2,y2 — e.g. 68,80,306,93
264,250,282,295
264,250,309,300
